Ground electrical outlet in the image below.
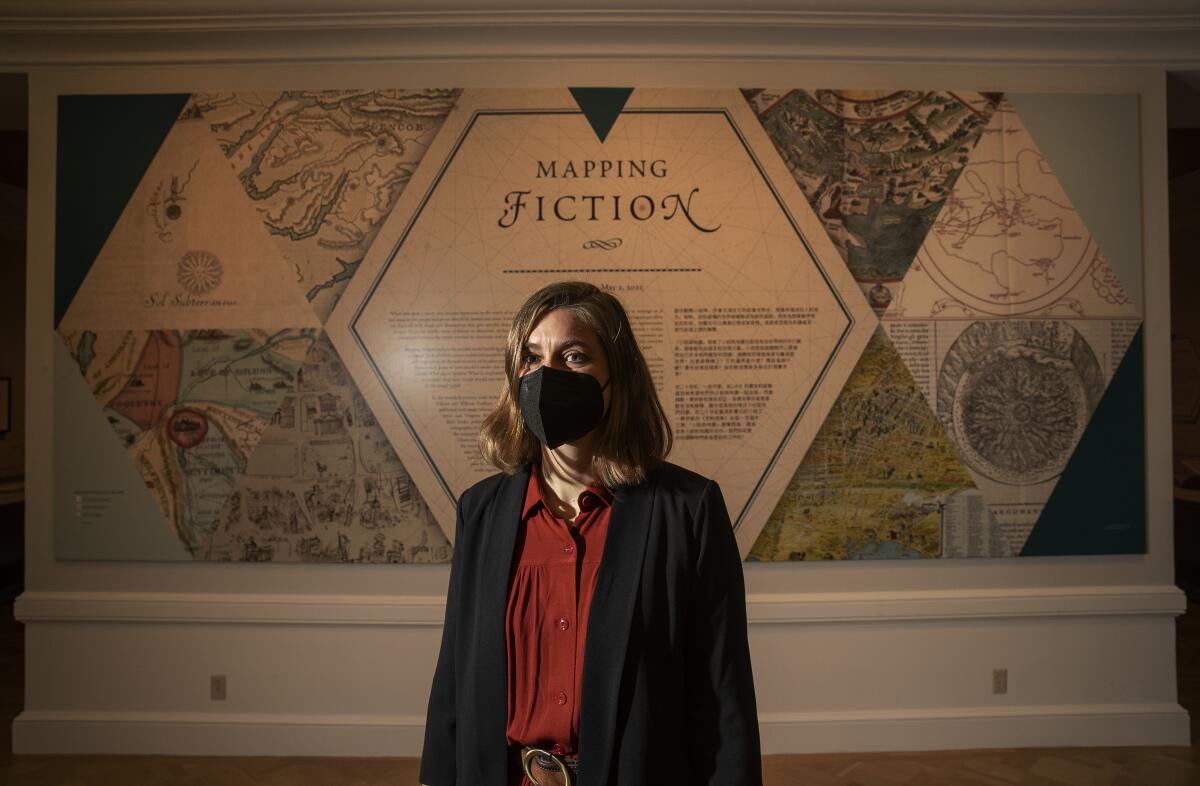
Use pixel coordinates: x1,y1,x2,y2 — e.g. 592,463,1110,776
992,668,1007,695
210,674,227,701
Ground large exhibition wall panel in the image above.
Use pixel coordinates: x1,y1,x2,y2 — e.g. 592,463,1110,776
52,87,1145,564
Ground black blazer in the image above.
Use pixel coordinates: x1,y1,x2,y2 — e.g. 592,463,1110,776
418,459,763,786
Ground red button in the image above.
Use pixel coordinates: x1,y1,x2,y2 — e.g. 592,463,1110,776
558,617,570,631
562,543,574,554
556,691,568,705
551,743,566,755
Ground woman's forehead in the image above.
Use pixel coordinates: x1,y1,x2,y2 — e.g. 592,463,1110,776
524,309,599,347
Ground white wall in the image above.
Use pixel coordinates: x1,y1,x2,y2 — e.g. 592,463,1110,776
6,3,1198,756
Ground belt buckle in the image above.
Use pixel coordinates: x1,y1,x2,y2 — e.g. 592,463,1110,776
520,746,573,786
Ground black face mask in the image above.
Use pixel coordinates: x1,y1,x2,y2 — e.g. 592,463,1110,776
518,365,610,449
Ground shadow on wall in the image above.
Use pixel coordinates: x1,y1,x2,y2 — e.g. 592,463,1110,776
0,72,26,601
1168,72,1200,601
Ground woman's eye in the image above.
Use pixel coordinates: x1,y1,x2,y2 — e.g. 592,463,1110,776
522,353,539,366
565,352,586,363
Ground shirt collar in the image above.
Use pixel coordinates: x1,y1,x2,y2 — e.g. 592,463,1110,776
522,457,614,521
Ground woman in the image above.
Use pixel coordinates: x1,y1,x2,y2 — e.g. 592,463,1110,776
419,281,762,786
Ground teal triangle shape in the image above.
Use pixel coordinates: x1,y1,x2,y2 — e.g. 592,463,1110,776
55,93,191,328
1020,324,1146,556
1006,93,1143,308
568,87,634,143
54,336,192,561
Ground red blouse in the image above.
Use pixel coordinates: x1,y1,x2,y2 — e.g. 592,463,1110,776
505,459,613,762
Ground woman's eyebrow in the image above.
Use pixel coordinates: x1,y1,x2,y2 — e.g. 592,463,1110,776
523,338,591,351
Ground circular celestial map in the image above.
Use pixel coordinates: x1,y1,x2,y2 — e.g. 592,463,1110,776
937,320,1105,486
177,250,223,295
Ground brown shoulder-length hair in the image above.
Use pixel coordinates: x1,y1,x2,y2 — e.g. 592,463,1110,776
478,281,673,487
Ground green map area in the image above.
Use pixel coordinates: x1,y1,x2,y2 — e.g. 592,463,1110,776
751,327,977,561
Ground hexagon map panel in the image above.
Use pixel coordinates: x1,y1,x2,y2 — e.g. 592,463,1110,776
879,98,1142,553
324,89,879,555
53,94,448,562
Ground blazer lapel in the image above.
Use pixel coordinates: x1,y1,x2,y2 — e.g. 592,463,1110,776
471,462,530,786
577,469,657,786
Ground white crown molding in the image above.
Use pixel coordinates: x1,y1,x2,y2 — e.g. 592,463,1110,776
1,1,1199,68
13,584,1186,626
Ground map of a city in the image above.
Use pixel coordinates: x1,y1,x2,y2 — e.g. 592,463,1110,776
748,89,996,311
60,328,314,553
200,333,449,563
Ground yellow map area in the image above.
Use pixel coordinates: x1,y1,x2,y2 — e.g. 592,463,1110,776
751,327,976,561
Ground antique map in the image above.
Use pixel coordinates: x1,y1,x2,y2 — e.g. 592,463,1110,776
193,90,460,323
750,327,991,560
53,88,1144,561
748,89,996,310
59,328,314,553
880,98,1141,552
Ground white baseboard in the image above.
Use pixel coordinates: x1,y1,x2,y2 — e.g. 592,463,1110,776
12,585,1189,757
757,703,1192,753
13,710,429,757
13,703,1190,756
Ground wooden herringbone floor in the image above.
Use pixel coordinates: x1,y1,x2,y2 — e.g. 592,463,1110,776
0,596,1197,785
0,747,1196,786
